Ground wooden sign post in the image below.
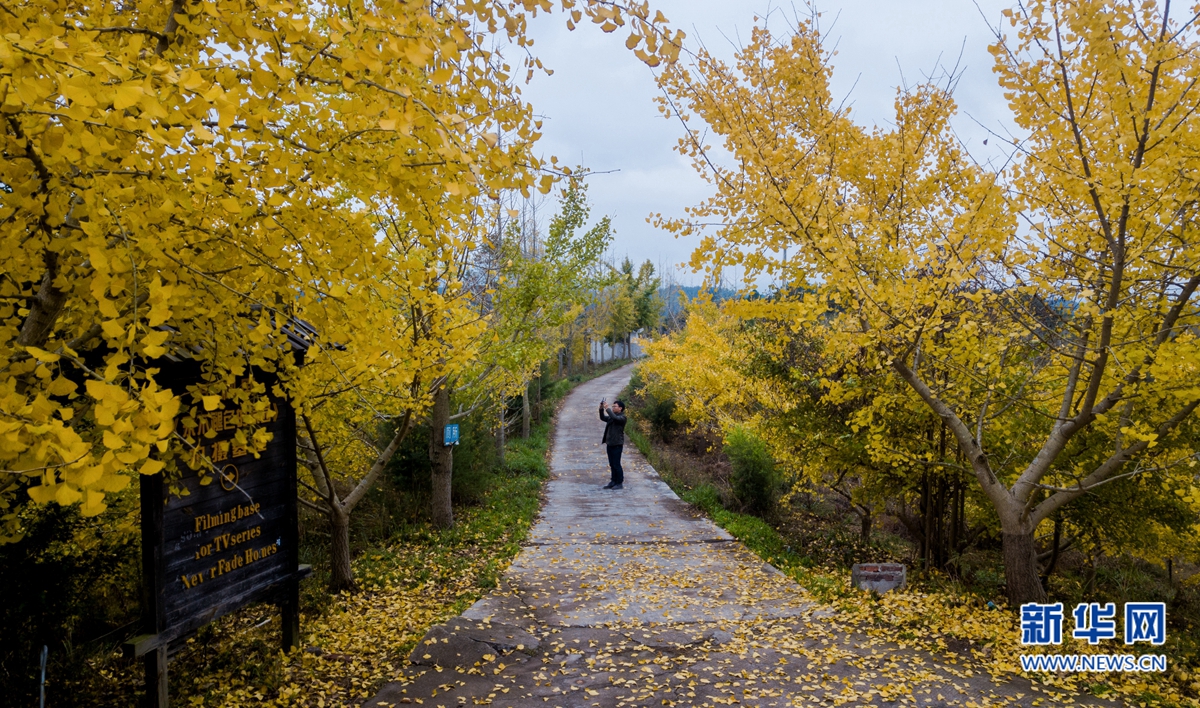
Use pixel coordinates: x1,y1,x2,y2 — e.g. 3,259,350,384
128,389,309,707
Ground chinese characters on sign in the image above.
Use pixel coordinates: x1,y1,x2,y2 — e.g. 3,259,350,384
181,402,281,468
1020,602,1166,645
163,399,291,620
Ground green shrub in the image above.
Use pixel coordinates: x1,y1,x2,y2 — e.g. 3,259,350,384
643,395,678,440
723,426,780,515
681,484,722,514
447,411,501,504
630,366,679,441
380,398,501,505
628,366,646,391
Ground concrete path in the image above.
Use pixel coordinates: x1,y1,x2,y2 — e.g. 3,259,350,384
367,366,1107,708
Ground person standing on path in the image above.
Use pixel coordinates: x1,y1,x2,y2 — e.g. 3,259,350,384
599,398,626,489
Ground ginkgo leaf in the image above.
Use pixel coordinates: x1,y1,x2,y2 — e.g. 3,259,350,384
27,483,58,504
79,489,106,516
101,320,125,339
54,484,82,506
113,84,142,110
25,346,59,362
139,459,165,476
102,430,125,449
46,377,76,396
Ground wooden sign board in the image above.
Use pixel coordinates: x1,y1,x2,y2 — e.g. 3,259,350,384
130,391,308,707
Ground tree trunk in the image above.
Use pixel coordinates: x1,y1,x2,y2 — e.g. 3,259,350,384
429,384,454,529
521,383,531,439
535,369,543,418
496,401,506,466
1002,530,1047,605
17,200,83,350
859,511,872,545
329,507,355,593
18,252,68,349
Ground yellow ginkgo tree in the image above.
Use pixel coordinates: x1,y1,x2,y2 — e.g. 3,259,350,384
0,0,682,542
294,204,496,591
657,2,1200,604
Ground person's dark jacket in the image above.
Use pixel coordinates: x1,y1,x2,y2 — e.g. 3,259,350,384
599,405,626,446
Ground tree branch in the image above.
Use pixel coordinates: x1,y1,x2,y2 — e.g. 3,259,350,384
301,414,340,511
341,408,414,513
1032,398,1200,525
889,352,1010,508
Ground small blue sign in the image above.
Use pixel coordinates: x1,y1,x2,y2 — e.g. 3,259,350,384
443,424,460,446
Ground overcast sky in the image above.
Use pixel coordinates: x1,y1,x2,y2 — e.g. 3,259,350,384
517,1,1018,287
